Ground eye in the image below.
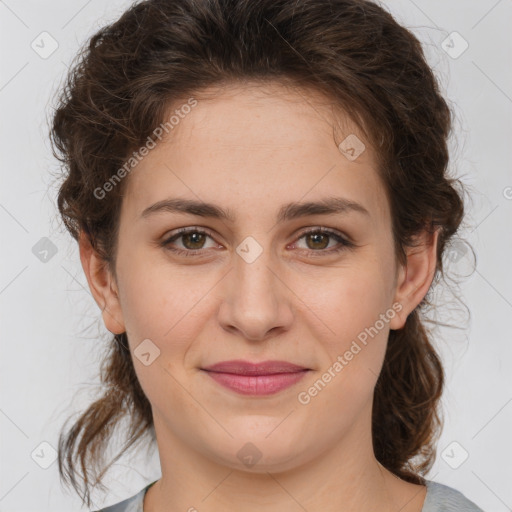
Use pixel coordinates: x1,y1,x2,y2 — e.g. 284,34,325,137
161,227,218,257
291,228,354,255
160,226,354,258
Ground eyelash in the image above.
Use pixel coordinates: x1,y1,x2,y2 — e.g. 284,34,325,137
160,227,354,258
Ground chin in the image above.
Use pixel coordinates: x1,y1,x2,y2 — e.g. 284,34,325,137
203,429,312,473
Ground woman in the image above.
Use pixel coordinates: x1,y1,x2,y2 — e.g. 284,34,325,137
50,0,484,510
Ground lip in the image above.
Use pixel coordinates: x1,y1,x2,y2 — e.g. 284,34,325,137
201,359,310,396
202,359,309,375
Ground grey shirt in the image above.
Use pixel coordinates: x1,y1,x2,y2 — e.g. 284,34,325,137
94,479,484,511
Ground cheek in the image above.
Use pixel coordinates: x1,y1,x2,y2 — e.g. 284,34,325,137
297,257,394,346
294,257,395,403
114,254,216,404
114,248,211,350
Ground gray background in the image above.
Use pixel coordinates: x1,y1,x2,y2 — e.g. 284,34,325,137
0,0,511,510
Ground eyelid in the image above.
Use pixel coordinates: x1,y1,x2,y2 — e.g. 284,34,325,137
161,226,219,249
160,225,355,255
293,226,353,243
290,227,355,253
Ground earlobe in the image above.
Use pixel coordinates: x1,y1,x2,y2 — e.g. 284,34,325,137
78,230,126,334
390,228,439,330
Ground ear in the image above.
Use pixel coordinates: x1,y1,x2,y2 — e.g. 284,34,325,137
389,227,440,330
78,230,126,334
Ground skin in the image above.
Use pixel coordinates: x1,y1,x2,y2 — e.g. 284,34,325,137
80,82,438,512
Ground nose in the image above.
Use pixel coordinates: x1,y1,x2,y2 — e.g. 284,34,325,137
217,243,294,342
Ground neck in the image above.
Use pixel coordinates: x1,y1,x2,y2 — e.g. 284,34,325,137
144,407,426,512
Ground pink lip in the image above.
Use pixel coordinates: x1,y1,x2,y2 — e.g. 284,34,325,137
201,360,310,396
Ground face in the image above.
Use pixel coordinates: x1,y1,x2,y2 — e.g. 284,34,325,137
87,82,432,474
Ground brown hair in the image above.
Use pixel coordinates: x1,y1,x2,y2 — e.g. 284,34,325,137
50,0,466,506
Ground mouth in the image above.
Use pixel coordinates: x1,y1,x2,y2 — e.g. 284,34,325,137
200,360,311,396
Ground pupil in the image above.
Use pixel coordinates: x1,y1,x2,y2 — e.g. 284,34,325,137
185,232,205,249
309,233,328,250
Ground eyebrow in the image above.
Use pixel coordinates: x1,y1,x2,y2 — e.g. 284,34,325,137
140,196,370,222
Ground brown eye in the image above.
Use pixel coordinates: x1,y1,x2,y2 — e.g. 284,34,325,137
304,232,331,250
181,231,207,250
293,228,354,255
161,228,218,256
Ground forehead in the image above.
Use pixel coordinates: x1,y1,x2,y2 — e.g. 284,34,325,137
121,81,389,225
165,81,367,153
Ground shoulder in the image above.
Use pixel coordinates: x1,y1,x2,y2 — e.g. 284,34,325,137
423,480,484,512
92,479,485,512
92,482,155,512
